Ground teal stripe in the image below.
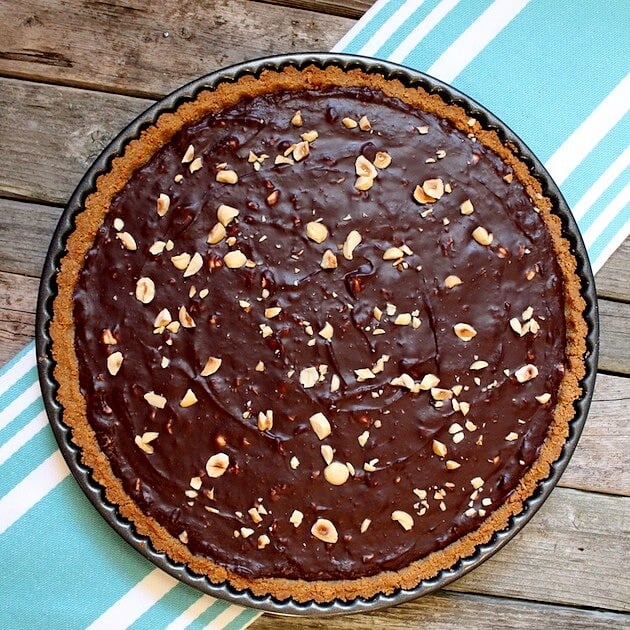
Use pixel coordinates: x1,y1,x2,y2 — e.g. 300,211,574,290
400,0,493,72
0,476,154,629
0,364,38,414
0,425,57,499
561,113,630,209
340,0,408,54
223,608,261,630
578,167,629,235
0,395,46,448
370,0,438,59
0,340,34,378
192,598,232,627
590,200,630,270
452,0,630,162
129,583,207,630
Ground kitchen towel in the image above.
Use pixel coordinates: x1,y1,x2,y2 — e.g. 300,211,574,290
1,1,628,628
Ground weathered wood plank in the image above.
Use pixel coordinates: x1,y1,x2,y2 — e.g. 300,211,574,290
0,272,38,364
0,0,354,99
598,299,630,376
0,78,151,204
0,199,62,278
255,0,374,19
559,373,629,496
444,489,629,611
595,237,630,303
254,589,629,629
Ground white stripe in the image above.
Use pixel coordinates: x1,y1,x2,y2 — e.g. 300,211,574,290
332,0,393,52
545,72,630,186
427,0,531,83
0,350,35,398
0,449,69,535
165,595,217,630
205,605,248,630
571,146,630,221
591,220,630,275
0,381,41,432
583,182,630,251
389,0,461,64
87,568,179,630
357,0,427,56
0,410,48,466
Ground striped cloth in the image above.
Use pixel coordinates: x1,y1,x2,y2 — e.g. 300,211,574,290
1,1,628,627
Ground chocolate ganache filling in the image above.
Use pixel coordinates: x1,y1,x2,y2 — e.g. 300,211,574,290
73,86,566,581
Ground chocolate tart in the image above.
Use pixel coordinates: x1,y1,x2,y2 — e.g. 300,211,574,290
37,54,597,614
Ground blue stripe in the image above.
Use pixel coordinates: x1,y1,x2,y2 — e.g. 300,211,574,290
340,0,407,54
0,426,57,499
223,608,262,630
192,598,232,626
452,0,630,162
370,0,439,59
0,476,154,629
590,200,630,270
561,113,630,213
0,340,34,377
0,396,46,448
0,364,38,414
128,584,207,630
400,0,493,72
578,168,629,235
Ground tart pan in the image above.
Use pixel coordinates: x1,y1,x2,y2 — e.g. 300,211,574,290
35,52,599,616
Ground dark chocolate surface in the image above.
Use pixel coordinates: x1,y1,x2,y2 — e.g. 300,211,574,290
73,86,566,581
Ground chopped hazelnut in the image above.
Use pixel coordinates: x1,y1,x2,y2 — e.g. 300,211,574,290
306,221,328,243
311,518,338,543
342,230,362,260
106,351,123,376
373,151,392,169
453,322,477,341
515,364,539,383
144,391,167,409
206,453,229,478
309,412,331,440
290,510,304,528
217,204,239,227
472,226,493,246
180,389,198,408
116,231,137,251
324,461,350,486
216,169,238,184
320,249,338,269
156,193,171,216
201,356,222,376
460,199,474,215
391,510,414,531
445,275,463,288
223,250,247,269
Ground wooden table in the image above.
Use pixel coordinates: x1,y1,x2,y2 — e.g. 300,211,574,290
1,1,628,627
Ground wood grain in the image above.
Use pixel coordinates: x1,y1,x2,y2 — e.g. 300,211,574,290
0,0,354,99
446,489,629,611
595,238,630,302
252,589,630,629
598,300,630,375
559,373,629,496
0,272,38,363
0,199,62,277
255,0,374,19
0,78,151,205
